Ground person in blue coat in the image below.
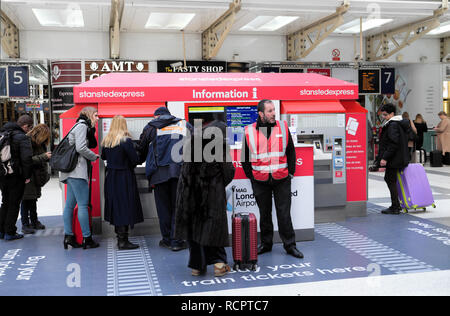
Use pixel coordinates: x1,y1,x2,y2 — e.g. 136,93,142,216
137,106,190,251
101,115,144,250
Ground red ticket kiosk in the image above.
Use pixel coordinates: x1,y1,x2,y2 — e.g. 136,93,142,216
68,72,363,240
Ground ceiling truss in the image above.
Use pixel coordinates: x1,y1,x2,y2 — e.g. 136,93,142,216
287,1,350,61
366,2,448,62
1,10,20,59
109,0,124,59
202,0,241,60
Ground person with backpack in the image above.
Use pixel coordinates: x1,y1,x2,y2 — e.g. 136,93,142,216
21,124,51,234
59,107,100,250
101,115,143,250
375,104,410,215
0,115,33,241
136,107,190,251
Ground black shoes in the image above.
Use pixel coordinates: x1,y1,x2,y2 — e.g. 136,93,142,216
32,221,46,230
115,226,139,250
381,207,401,215
171,241,189,252
22,224,36,235
257,245,272,255
63,235,82,249
4,233,24,241
82,235,100,249
286,246,304,259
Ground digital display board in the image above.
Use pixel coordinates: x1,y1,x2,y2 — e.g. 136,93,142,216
358,69,380,94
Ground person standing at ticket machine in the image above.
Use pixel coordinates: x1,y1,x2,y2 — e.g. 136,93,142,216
241,99,303,259
137,107,190,251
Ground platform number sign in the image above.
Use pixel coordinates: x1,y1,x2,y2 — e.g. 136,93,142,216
0,67,7,97
8,66,29,98
381,68,395,95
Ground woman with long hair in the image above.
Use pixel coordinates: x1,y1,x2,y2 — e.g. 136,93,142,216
101,115,143,250
21,124,51,234
60,106,100,249
413,113,428,150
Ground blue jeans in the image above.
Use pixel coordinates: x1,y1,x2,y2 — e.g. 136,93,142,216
63,178,91,238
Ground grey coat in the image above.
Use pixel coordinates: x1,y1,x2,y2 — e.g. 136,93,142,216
59,120,98,183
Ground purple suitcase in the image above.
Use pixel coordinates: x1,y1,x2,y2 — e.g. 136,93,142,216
396,163,436,212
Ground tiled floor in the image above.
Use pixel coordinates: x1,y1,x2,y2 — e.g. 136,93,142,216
0,163,449,296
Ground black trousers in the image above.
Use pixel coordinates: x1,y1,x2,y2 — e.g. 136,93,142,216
384,168,401,209
21,199,38,226
154,178,181,246
251,177,296,250
188,240,227,271
0,175,26,235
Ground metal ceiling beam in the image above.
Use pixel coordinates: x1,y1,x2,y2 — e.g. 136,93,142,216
366,1,448,62
0,10,20,59
287,1,350,61
109,0,124,59
441,37,450,62
202,0,241,60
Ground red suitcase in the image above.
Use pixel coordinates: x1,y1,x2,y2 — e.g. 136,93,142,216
72,165,93,245
231,186,258,271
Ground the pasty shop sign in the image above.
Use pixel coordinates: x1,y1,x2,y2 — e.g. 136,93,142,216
85,60,149,81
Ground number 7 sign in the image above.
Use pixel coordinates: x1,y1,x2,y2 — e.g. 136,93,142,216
8,65,29,97
381,68,395,95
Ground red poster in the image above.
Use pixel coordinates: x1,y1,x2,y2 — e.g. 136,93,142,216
307,68,331,77
345,112,367,202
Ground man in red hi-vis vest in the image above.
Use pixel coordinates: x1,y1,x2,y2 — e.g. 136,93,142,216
241,99,303,259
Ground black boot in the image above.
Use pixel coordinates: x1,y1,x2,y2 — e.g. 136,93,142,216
116,226,139,250
64,235,81,249
82,235,100,249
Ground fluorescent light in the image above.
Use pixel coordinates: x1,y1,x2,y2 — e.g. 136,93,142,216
240,16,298,32
32,7,84,28
335,18,393,34
145,13,195,30
428,21,450,35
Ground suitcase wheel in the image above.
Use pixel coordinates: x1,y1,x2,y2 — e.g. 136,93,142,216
422,208,426,211
233,264,239,271
432,204,436,208
402,208,408,214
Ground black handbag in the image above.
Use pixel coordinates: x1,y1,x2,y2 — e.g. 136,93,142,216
50,122,85,172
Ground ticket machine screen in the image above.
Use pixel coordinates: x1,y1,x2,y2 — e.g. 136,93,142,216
188,105,258,145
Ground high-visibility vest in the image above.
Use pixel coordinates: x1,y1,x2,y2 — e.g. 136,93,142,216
245,120,289,181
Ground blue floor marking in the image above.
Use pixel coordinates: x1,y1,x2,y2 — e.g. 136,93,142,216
0,206,449,296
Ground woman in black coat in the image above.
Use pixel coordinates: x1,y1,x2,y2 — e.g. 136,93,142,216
175,119,235,277
21,124,51,234
101,115,144,250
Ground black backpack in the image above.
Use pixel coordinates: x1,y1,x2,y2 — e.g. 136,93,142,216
49,122,87,173
0,130,13,178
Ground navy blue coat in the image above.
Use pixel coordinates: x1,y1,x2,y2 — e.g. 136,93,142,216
101,138,144,227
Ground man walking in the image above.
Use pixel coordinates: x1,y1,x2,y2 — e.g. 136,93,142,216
376,103,410,214
241,99,303,258
0,115,33,240
137,107,189,251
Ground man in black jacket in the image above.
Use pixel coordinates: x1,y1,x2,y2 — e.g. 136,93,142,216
241,100,303,258
376,104,410,215
0,115,33,240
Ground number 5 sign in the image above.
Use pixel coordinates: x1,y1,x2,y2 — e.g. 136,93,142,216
8,66,29,97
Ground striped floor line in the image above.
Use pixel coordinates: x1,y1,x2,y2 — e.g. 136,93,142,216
315,223,439,274
23,227,64,237
107,236,162,296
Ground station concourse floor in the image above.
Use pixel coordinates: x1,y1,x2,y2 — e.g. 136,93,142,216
1,164,450,296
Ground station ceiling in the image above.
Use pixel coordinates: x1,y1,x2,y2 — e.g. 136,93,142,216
1,0,449,37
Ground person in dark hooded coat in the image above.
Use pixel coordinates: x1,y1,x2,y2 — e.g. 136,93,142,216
375,103,410,215
174,117,235,277
137,107,191,251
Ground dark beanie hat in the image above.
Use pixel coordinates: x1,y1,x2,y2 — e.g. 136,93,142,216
154,106,170,116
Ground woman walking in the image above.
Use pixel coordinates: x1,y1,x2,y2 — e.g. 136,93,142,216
175,117,235,277
60,107,99,250
101,115,143,250
21,124,51,234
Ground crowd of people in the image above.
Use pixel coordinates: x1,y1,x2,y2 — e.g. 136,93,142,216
1,101,449,278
